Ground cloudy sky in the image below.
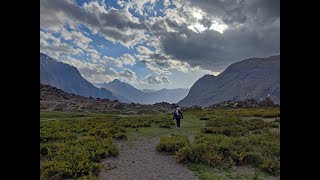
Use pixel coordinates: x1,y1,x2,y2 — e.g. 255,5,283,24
40,0,279,90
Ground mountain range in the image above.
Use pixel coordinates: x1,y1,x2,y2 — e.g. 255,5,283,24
40,53,279,106
40,53,189,104
178,55,280,107
95,80,189,104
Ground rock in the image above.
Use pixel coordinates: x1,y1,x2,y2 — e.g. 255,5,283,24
259,97,276,107
237,99,259,108
124,111,137,115
112,102,124,109
232,102,238,107
190,105,203,109
53,102,68,111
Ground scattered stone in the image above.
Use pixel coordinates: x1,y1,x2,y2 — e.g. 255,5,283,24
209,97,277,108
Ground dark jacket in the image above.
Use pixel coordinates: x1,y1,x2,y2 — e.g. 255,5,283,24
173,110,183,119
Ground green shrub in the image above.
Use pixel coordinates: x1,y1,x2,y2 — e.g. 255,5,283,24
260,159,280,176
242,152,263,166
41,145,101,179
174,134,279,175
40,116,122,179
157,134,190,153
175,146,192,163
113,132,127,140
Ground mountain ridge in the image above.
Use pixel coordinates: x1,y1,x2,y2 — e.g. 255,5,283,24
40,53,128,102
178,55,280,107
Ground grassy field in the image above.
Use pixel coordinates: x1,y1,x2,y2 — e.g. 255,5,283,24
40,107,280,179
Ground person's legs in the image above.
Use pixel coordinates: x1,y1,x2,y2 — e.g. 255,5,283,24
176,118,181,128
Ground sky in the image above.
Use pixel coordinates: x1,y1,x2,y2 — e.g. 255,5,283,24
40,0,280,90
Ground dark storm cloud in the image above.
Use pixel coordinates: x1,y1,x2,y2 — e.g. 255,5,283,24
40,0,147,46
159,22,279,71
151,0,280,72
189,0,279,26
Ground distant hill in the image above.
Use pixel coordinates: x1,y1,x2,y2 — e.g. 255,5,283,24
179,55,280,107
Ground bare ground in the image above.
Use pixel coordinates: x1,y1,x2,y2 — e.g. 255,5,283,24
99,137,199,180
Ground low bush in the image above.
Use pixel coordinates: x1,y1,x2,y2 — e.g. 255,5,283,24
156,134,190,153
174,133,279,175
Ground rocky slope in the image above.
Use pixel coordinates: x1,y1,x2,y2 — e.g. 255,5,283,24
179,55,280,107
40,84,175,114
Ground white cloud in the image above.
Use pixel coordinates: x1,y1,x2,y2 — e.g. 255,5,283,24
136,46,153,54
120,54,136,66
164,0,171,7
40,30,83,57
125,0,158,16
102,54,136,68
144,74,172,84
60,28,92,44
119,68,138,82
58,55,120,83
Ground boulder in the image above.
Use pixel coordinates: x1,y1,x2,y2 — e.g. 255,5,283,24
259,97,276,107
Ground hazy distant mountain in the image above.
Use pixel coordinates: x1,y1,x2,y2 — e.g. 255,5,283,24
96,79,189,104
40,53,128,102
141,89,158,93
179,55,280,107
95,79,143,103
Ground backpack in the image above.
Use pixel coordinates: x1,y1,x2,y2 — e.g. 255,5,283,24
174,110,181,118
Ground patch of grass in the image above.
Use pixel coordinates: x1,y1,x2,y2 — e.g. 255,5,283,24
187,163,224,180
185,107,280,119
187,163,270,180
226,108,280,118
40,111,88,121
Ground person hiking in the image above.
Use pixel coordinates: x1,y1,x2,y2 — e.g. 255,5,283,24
173,106,183,128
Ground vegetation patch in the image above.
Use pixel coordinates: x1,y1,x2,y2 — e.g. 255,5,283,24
41,107,280,179
156,134,190,153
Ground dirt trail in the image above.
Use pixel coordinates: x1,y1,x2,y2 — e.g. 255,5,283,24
99,137,199,180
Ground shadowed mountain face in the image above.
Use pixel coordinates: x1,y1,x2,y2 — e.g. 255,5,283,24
40,53,127,102
179,55,280,107
95,79,189,104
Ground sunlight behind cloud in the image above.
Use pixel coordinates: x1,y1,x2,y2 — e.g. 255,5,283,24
189,9,228,34
188,21,228,34
210,21,228,34
192,11,203,20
